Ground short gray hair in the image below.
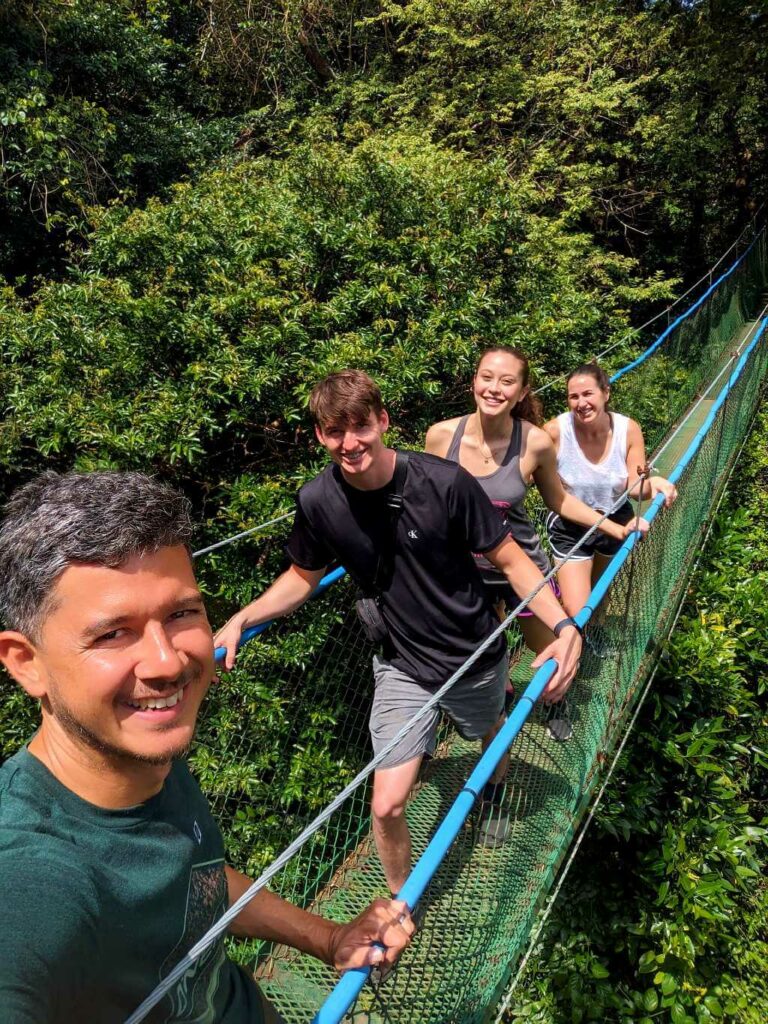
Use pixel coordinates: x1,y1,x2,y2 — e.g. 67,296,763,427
0,471,194,639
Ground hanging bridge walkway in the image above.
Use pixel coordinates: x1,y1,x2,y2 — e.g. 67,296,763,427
128,222,768,1024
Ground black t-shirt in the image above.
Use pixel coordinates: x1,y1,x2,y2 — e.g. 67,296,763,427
286,451,510,685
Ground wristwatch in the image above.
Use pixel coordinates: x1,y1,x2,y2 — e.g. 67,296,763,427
553,616,582,638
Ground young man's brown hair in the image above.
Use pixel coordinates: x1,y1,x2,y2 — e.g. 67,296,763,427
309,370,384,431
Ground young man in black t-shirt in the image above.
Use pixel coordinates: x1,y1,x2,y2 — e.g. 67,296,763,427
216,371,582,895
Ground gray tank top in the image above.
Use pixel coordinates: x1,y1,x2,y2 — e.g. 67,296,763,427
445,416,550,577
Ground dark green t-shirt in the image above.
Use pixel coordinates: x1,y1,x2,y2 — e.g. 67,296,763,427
0,747,265,1023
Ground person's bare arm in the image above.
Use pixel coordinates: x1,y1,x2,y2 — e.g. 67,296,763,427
424,420,458,459
484,535,581,702
225,867,414,970
530,429,648,541
542,417,560,450
625,420,678,506
214,564,325,669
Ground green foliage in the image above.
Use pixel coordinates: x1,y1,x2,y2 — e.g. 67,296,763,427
0,130,652,603
506,407,768,1023
191,0,382,107
4,0,767,290
0,0,235,280
299,0,767,278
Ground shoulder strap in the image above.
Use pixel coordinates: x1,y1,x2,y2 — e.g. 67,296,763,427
372,450,410,592
503,417,523,464
445,416,469,462
386,450,410,514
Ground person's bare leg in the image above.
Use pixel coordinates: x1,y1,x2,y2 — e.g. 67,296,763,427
519,614,555,656
371,757,423,895
556,558,594,618
591,552,613,587
481,714,509,783
492,599,518,709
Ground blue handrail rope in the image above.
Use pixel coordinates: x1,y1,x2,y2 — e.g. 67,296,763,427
128,537,589,1022
536,210,765,396
206,220,766,664
125,229,766,1022
313,318,768,1024
609,228,763,383
492,388,755,1024
213,566,346,661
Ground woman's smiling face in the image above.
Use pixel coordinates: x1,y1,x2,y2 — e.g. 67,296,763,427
566,373,610,424
473,351,528,418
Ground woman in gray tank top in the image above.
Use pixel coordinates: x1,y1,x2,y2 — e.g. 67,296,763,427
425,346,649,661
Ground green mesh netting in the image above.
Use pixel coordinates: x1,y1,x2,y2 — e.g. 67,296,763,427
608,230,767,450
251,331,768,1024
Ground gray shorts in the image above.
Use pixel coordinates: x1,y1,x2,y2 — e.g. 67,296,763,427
370,653,508,769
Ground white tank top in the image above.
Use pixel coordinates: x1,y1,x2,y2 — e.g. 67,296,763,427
556,411,629,512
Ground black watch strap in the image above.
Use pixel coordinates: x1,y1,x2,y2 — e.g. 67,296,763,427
553,616,582,638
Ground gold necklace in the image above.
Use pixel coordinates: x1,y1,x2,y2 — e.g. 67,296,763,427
475,414,498,463
478,431,496,463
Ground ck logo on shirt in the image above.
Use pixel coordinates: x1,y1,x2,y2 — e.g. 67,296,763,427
407,529,419,540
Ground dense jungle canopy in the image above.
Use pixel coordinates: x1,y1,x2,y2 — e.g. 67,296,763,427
1,2,767,1021
1,3,766,574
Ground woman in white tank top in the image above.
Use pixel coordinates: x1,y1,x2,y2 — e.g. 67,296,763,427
543,362,677,618
425,348,654,673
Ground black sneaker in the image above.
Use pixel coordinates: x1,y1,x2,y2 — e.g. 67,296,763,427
545,697,573,742
546,717,574,742
477,781,512,847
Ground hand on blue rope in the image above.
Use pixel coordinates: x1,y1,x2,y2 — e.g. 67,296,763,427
620,516,650,539
327,898,415,972
531,625,582,704
648,475,678,507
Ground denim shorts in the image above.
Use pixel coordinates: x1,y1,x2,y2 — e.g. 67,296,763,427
369,652,508,769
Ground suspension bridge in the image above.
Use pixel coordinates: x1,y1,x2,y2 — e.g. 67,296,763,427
128,221,768,1024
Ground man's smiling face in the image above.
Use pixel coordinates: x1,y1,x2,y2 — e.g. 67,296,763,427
315,409,390,480
32,545,215,766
